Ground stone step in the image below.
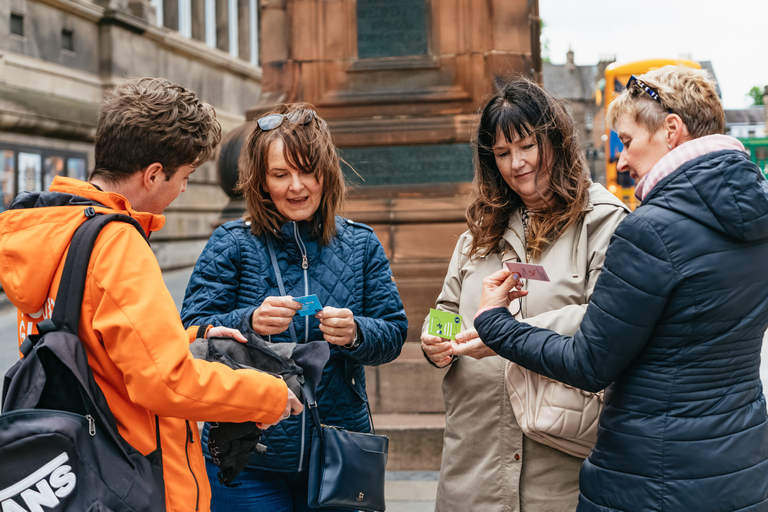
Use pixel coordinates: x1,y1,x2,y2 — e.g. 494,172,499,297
366,342,449,414
373,413,445,471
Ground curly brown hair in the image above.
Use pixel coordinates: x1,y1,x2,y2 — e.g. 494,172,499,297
90,77,222,183
467,77,591,261
237,103,345,246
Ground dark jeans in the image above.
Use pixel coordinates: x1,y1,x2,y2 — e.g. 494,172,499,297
206,459,354,512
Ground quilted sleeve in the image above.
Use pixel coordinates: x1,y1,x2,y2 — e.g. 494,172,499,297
523,202,628,336
344,230,408,366
181,226,256,333
475,213,679,392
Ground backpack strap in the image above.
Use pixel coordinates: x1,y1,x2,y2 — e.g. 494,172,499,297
27,207,162,454
35,207,146,338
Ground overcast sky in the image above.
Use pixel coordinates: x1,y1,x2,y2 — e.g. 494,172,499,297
539,0,768,109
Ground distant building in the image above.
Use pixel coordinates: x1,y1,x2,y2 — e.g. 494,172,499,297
726,108,766,138
542,49,610,184
0,0,262,269
543,52,723,187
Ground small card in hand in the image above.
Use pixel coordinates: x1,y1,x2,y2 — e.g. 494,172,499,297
505,261,551,282
427,308,462,340
295,294,323,316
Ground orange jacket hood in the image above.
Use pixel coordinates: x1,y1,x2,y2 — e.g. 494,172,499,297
0,176,165,314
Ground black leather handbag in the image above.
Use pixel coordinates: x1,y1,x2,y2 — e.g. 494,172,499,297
306,398,388,511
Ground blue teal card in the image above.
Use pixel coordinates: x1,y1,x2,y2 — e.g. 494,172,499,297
295,294,323,316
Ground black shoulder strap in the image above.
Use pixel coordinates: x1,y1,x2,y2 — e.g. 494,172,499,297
39,208,146,337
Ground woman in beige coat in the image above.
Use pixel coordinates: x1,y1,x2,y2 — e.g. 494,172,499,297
421,78,629,511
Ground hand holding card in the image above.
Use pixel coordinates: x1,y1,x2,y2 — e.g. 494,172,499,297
427,308,463,341
295,294,324,316
504,261,551,282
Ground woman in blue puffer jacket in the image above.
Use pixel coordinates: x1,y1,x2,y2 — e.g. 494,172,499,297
181,103,408,512
454,66,768,511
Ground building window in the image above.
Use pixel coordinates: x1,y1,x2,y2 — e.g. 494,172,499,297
151,0,164,27
10,13,24,36
228,0,238,57
62,28,74,51
585,112,594,131
0,144,88,211
356,0,428,59
0,151,15,210
178,0,191,37
249,0,258,66
18,153,42,193
205,0,216,47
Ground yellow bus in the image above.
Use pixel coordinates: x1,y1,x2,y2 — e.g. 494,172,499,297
604,58,701,209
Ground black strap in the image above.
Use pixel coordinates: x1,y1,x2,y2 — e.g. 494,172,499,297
266,236,299,345
49,209,147,336
302,382,376,437
41,208,163,450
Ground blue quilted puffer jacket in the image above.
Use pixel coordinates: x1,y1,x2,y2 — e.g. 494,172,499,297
181,216,407,472
475,150,768,511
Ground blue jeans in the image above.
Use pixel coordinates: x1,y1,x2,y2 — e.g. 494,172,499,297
206,460,353,512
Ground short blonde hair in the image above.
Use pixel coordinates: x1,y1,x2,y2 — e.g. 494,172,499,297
607,65,724,139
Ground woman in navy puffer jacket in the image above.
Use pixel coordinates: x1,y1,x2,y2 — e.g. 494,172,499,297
181,103,407,512
455,66,768,511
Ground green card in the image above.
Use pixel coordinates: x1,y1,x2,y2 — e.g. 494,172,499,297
427,308,463,340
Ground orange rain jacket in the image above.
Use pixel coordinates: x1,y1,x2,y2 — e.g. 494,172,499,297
0,176,288,511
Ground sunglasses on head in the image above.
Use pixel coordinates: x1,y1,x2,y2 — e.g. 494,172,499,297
257,109,318,131
627,75,673,114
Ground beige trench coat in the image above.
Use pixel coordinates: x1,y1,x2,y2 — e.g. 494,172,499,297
427,183,628,512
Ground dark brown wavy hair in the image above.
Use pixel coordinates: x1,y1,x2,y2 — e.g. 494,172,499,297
467,76,591,261
91,77,221,182
237,102,344,245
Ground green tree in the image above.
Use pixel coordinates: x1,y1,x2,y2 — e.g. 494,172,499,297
540,19,550,64
747,86,764,106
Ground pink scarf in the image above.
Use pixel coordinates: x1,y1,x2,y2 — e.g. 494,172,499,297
634,134,747,201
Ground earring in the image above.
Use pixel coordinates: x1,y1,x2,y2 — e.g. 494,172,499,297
668,144,673,150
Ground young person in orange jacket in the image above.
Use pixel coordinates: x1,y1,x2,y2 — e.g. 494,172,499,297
0,77,303,512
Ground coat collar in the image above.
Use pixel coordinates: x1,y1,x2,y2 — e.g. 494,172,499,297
50,176,165,234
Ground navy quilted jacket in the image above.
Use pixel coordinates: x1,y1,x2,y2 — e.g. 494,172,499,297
181,216,407,472
475,150,768,511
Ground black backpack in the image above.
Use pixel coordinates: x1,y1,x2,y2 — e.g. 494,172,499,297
0,210,166,511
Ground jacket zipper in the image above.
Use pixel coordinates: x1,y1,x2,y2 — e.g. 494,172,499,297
293,222,310,343
185,420,200,511
292,222,310,472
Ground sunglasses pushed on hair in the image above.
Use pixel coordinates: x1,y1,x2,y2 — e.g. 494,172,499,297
626,75,674,115
257,109,318,131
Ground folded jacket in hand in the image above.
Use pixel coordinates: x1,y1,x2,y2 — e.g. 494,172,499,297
189,332,329,485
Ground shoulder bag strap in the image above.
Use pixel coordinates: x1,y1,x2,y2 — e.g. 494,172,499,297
39,208,147,337
266,235,299,345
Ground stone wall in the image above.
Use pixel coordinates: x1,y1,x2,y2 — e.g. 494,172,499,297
0,0,263,269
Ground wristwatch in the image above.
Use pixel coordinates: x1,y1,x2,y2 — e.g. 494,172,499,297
344,323,363,350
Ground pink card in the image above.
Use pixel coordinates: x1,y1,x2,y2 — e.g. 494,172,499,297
505,261,551,282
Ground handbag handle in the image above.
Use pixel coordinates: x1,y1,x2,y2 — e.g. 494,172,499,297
266,235,299,345
303,382,376,437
